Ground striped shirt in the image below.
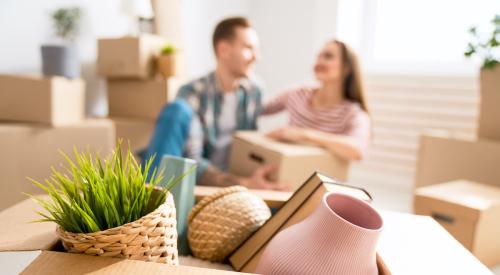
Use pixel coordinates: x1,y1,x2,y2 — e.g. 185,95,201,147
262,85,371,155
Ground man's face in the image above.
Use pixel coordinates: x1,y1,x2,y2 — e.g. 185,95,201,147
217,27,259,78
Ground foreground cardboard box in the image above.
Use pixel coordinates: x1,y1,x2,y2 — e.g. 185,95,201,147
111,117,155,160
97,35,167,79
0,119,115,210
377,211,491,275
0,195,58,252
1,188,490,274
107,78,179,120
229,131,350,190
414,180,500,267
21,251,246,275
0,75,85,126
478,66,500,141
415,135,500,188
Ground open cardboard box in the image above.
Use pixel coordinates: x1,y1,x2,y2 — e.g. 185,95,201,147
0,119,115,210
0,175,489,274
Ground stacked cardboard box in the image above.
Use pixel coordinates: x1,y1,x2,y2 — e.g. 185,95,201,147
97,35,181,160
0,74,115,210
414,66,500,266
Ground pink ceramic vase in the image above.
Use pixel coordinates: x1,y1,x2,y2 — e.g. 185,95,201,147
255,192,383,275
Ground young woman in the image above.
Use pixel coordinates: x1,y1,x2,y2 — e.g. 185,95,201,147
262,40,370,161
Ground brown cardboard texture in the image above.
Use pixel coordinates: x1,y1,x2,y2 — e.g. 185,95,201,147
0,196,58,252
0,119,115,210
478,66,500,141
107,78,179,120
111,117,155,160
229,131,350,190
414,180,500,267
97,35,167,79
0,75,85,126
415,135,500,188
229,172,372,272
21,251,247,275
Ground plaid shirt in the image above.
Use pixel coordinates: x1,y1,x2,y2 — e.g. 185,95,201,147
177,71,262,176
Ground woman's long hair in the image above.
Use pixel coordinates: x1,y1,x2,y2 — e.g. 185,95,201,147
333,40,369,113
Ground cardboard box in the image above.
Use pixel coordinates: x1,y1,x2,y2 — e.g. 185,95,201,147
478,66,500,141
0,119,115,210
415,135,500,188
0,196,58,252
229,172,372,272
377,211,491,275
229,131,350,190
97,35,168,79
0,75,85,126
21,251,247,275
111,117,155,160
107,78,180,120
414,180,500,266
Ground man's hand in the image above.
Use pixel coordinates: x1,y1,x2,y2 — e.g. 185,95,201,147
240,164,291,191
266,127,306,143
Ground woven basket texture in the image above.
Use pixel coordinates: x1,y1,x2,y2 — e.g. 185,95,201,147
187,186,271,262
57,192,178,265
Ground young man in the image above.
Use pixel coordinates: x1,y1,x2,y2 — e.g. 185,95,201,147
143,17,287,190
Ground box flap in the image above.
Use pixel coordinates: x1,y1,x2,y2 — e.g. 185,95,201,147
377,211,491,274
21,251,246,275
0,196,58,251
416,180,500,211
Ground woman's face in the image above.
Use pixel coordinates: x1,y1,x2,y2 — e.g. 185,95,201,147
314,42,345,83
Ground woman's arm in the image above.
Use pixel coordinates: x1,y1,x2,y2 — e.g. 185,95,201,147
261,91,289,115
267,127,364,161
303,129,364,161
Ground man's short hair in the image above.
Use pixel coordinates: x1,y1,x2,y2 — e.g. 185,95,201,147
212,17,252,54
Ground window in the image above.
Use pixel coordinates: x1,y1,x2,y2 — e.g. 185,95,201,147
337,0,500,75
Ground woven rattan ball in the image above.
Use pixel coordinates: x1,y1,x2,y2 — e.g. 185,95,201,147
187,186,271,262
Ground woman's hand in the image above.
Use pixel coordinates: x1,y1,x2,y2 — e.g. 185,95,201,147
266,127,306,143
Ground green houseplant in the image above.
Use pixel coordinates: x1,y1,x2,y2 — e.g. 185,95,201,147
464,14,499,70
41,7,82,78
157,44,179,78
464,14,500,140
29,141,194,264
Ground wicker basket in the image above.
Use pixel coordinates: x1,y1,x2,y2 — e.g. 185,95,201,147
57,191,179,265
187,186,271,262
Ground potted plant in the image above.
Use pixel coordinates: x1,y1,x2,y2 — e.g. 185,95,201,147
41,7,81,78
465,14,500,140
28,141,194,264
157,44,179,78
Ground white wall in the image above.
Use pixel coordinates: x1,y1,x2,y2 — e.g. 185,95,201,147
0,0,133,117
0,0,250,117
248,0,338,130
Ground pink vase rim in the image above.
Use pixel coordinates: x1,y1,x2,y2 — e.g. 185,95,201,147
322,192,384,232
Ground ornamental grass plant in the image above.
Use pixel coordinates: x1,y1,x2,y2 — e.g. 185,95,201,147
28,141,193,234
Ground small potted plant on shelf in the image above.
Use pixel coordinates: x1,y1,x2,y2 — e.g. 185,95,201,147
157,44,179,78
28,141,194,264
464,14,500,140
41,7,81,78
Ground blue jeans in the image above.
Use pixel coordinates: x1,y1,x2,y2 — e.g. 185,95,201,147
141,99,194,181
